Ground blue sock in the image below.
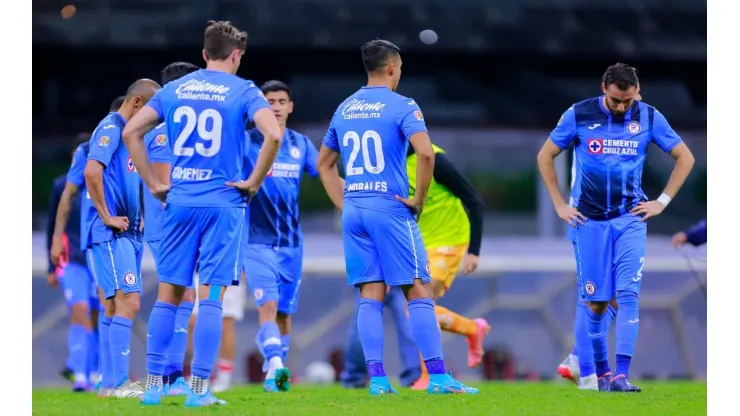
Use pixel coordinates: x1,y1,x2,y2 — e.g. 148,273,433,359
407,298,446,375
257,322,283,362
594,304,617,376
615,291,639,378
584,308,606,378
68,324,88,380
357,298,385,377
281,335,291,361
86,328,99,378
164,301,194,379
99,316,113,388
574,303,595,378
191,300,223,380
145,302,178,377
109,316,133,387
570,300,586,358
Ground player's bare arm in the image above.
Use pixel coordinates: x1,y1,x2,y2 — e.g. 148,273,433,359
397,131,435,220
84,160,129,233
317,145,344,210
50,182,81,266
226,108,282,199
122,106,169,201
631,141,695,221
537,138,586,227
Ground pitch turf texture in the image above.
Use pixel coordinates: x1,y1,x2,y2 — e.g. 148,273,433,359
32,381,706,415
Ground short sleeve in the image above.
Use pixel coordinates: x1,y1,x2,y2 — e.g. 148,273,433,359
87,125,121,167
399,98,428,140
147,124,171,163
549,106,577,150
242,83,271,122
322,118,339,152
146,89,165,120
651,109,682,153
303,136,320,178
66,144,88,187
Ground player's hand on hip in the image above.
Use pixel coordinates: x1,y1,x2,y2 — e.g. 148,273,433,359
50,235,66,267
630,200,665,222
462,253,479,275
556,204,587,227
149,183,170,203
671,231,688,249
46,272,59,288
225,179,260,203
103,216,129,233
395,195,424,222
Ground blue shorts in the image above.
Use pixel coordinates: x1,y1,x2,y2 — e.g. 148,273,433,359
90,237,143,300
158,204,246,288
575,214,646,302
59,261,98,309
342,203,430,287
148,239,195,291
244,245,303,314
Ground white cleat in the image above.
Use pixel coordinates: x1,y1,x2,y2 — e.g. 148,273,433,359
557,354,580,384
578,374,598,391
114,380,145,398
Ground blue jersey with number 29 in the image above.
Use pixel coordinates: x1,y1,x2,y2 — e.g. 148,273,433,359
322,86,427,217
146,69,270,207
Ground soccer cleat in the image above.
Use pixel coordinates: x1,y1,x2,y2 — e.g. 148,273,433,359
97,387,115,398
368,376,397,395
60,367,74,383
610,374,642,393
578,374,598,391
557,354,580,384
184,390,227,407
113,380,145,398
428,372,479,394
164,377,190,396
141,386,163,406
466,318,491,368
263,379,280,392
411,375,429,391
274,368,291,392
598,372,613,392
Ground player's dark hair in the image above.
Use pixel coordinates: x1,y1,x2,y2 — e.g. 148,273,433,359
261,80,291,99
204,20,248,61
361,39,401,73
110,96,125,112
602,63,640,91
161,62,200,85
71,132,90,156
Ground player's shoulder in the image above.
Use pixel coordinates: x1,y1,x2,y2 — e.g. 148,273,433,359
571,96,601,112
286,128,310,144
94,112,124,137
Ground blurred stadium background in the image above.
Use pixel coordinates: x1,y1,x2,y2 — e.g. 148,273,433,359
32,0,706,386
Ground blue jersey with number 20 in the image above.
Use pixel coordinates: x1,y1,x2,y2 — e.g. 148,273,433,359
146,69,270,207
323,86,427,217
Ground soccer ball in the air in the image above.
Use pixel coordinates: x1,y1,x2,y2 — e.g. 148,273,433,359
305,361,336,385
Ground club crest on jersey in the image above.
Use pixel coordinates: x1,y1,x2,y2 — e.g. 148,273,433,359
254,288,264,300
98,136,110,147
627,121,641,134
123,271,137,286
290,146,301,159
414,110,424,121
584,280,596,295
587,139,603,154
155,134,167,146
127,156,136,172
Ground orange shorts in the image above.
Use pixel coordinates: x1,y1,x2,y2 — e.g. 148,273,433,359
427,244,467,295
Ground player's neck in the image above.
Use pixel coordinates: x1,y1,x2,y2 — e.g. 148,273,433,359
116,105,134,122
365,77,392,90
279,124,287,137
206,61,234,74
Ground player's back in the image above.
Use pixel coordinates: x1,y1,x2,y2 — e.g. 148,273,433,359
142,123,169,242
328,86,425,217
151,69,262,207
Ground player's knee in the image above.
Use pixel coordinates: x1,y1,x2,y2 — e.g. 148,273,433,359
258,301,278,323
182,288,196,303
114,292,141,318
609,297,619,311
586,301,609,314
157,282,187,304
358,282,386,302
69,302,91,325
429,280,446,300
403,279,434,301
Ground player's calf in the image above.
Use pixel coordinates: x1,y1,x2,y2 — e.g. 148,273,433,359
68,302,92,391
276,312,292,361
110,292,140,390
190,284,227,397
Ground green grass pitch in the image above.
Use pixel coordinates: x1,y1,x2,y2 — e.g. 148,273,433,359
32,381,706,416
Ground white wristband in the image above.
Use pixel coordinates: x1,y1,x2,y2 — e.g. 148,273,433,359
657,193,671,207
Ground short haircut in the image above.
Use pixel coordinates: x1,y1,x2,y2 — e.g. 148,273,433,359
261,80,291,99
361,39,401,73
124,79,161,100
204,20,248,61
110,96,125,112
602,63,640,91
161,62,200,85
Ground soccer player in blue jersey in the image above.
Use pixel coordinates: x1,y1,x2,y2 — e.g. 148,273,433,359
47,134,101,392
238,80,320,392
123,21,283,407
537,64,695,392
141,61,201,396
84,79,161,398
317,39,477,395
